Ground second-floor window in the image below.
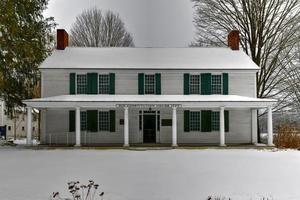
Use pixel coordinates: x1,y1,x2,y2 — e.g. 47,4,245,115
138,73,161,95
145,74,155,94
190,75,201,94
99,74,110,94
211,75,222,94
184,73,228,95
70,73,115,95
77,74,87,94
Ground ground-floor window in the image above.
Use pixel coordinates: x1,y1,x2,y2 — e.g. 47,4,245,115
98,111,110,131
190,111,201,131
211,111,220,131
185,110,228,132
80,111,87,131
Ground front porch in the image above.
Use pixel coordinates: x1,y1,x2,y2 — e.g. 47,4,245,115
23,94,276,147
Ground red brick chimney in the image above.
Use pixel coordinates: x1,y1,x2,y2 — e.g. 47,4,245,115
57,29,69,50
228,30,240,50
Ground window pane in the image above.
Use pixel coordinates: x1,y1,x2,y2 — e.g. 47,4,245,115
145,74,155,94
190,111,201,131
98,111,109,131
77,74,87,94
211,75,222,94
190,75,200,94
80,111,87,131
212,111,220,131
99,74,110,94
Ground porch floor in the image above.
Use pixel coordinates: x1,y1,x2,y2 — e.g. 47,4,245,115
26,143,273,150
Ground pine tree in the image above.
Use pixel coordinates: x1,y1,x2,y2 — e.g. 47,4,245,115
0,0,56,117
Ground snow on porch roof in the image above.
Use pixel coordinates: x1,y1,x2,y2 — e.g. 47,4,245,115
23,95,276,108
40,47,260,70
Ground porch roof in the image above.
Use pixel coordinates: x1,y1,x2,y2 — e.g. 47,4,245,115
23,95,276,109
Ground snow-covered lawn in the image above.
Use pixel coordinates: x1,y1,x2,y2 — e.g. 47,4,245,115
0,148,300,200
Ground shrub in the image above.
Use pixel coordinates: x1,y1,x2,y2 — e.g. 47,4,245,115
274,123,300,149
50,180,104,200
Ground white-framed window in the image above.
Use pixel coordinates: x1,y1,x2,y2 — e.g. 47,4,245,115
98,111,109,131
77,74,87,94
190,75,201,94
99,74,110,94
211,111,220,131
190,111,201,131
211,75,222,94
80,111,87,131
145,74,155,94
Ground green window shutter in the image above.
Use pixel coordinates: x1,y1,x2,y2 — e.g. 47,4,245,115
69,73,76,95
184,73,190,95
87,73,98,94
155,73,161,95
201,110,212,132
109,110,116,132
225,110,229,132
223,73,229,95
201,73,211,95
69,110,75,132
184,110,190,132
87,110,98,132
138,73,144,95
109,73,115,94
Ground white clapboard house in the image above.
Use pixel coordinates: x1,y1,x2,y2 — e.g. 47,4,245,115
23,29,276,147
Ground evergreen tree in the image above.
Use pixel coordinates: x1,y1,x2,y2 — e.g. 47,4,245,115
0,0,56,117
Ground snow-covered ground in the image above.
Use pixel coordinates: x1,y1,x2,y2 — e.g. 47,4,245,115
0,148,300,200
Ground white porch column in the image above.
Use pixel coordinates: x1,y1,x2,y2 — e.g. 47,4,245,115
172,106,178,147
124,106,129,147
219,107,225,146
26,106,32,145
267,106,274,146
75,107,81,147
251,109,258,144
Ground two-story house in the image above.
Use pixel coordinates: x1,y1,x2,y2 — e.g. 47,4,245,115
23,29,276,147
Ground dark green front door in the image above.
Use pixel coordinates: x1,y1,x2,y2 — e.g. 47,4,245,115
143,115,156,143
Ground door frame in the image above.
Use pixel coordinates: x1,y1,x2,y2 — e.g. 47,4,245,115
139,110,160,143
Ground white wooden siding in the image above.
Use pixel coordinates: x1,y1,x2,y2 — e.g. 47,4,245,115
43,108,252,144
41,69,256,144
42,70,256,97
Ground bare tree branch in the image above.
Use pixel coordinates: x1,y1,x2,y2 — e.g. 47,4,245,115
70,8,134,47
191,0,300,111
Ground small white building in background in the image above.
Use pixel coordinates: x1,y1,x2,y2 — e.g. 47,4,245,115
0,100,39,139
23,29,277,147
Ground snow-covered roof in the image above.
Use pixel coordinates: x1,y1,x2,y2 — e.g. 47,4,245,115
40,47,259,70
23,95,276,108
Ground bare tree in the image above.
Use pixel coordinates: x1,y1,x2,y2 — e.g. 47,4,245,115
70,8,134,47
284,43,300,111
191,0,300,112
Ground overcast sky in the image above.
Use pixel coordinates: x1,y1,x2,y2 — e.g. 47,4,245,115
43,0,196,47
